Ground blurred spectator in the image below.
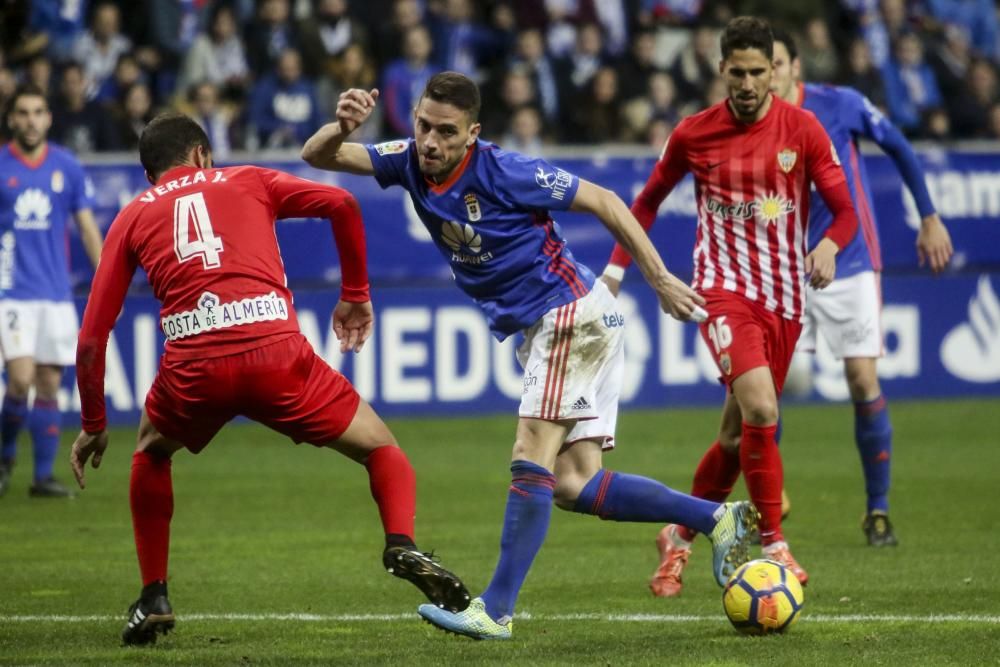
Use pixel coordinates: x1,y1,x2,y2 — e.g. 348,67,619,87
617,28,663,101
25,55,53,96
882,33,943,133
645,116,673,150
30,0,89,63
245,0,299,77
299,0,369,79
248,48,322,149
925,0,999,61
189,81,241,159
374,0,424,70
544,0,627,57
482,66,539,137
50,61,114,152
501,104,546,153
670,24,718,104
0,67,16,113
509,28,560,125
179,3,250,100
72,2,132,97
950,58,999,136
145,0,210,99
930,24,972,96
799,19,840,81
924,107,952,139
703,75,728,108
428,0,507,79
988,102,1000,138
639,0,707,26
382,26,439,137
95,52,146,104
568,66,624,143
109,81,155,150
555,21,606,117
623,71,680,142
840,37,887,108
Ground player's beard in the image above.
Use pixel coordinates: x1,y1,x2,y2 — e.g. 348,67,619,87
732,91,768,121
13,129,44,153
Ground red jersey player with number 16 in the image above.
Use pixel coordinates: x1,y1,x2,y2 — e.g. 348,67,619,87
68,113,469,646
603,17,858,591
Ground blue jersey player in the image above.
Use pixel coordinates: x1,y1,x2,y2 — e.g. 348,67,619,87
302,72,759,639
0,84,103,498
770,31,953,545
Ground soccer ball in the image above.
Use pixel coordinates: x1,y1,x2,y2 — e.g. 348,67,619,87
723,559,804,635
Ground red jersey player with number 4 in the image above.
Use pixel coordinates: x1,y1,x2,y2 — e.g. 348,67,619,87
68,113,469,645
603,17,858,592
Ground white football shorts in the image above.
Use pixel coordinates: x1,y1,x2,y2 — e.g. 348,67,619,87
517,279,624,449
797,270,883,359
0,299,79,366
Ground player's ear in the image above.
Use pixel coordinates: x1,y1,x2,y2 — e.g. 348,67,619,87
467,122,481,147
144,170,155,185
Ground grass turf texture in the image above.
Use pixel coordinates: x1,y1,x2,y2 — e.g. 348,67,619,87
1,398,997,665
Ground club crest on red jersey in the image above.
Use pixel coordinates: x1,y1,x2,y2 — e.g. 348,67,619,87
464,192,481,222
777,149,797,173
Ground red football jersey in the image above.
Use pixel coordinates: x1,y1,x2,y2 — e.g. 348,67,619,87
610,95,857,321
77,164,369,432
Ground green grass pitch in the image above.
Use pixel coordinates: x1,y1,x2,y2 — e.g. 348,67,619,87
1,398,998,665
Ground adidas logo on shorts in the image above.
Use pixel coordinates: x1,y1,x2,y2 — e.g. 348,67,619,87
571,396,591,411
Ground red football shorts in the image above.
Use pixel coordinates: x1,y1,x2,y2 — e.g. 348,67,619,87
145,333,361,452
696,289,803,396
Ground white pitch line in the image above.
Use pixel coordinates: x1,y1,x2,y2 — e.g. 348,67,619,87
1,612,999,624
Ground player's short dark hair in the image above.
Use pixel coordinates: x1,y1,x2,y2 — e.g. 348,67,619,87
720,16,774,61
139,112,212,180
771,26,798,61
420,71,481,123
7,83,48,114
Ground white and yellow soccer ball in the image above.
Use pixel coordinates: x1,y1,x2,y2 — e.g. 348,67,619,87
723,559,804,635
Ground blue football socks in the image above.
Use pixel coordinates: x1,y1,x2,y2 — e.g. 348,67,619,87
855,395,892,513
1,394,28,465
573,469,720,535
28,398,61,482
481,460,555,622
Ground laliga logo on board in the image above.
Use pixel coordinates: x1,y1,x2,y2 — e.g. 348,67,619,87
13,188,52,230
941,275,1000,383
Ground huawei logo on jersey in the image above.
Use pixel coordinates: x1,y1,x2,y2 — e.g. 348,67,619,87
441,220,494,265
13,188,52,230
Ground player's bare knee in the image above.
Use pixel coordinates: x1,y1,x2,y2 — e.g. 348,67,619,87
553,477,581,510
740,401,778,427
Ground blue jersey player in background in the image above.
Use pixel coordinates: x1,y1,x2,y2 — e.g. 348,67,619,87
770,30,953,546
303,71,759,639
0,84,103,498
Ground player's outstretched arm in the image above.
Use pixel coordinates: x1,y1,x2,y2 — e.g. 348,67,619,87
301,88,379,175
572,179,706,321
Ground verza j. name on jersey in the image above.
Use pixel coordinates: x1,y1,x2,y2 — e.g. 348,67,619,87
0,142,94,300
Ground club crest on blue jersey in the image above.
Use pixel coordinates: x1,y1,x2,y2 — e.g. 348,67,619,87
464,192,481,221
777,149,797,173
51,170,64,193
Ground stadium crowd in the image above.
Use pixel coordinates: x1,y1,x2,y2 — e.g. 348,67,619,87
1,0,998,156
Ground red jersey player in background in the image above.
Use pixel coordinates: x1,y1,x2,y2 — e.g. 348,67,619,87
602,16,858,592
68,113,469,645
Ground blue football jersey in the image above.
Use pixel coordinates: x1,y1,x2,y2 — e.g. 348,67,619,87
802,83,886,277
0,143,95,300
366,138,595,339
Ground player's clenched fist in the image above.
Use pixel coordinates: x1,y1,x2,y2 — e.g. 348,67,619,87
805,238,839,289
337,88,379,134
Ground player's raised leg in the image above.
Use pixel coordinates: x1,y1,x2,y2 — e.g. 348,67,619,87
122,411,185,646
845,357,897,546
326,396,471,613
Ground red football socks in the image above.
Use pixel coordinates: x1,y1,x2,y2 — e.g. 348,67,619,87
129,450,173,587
678,441,742,542
365,445,416,543
740,422,784,545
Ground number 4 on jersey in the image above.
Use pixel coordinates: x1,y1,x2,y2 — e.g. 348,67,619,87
174,192,223,269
